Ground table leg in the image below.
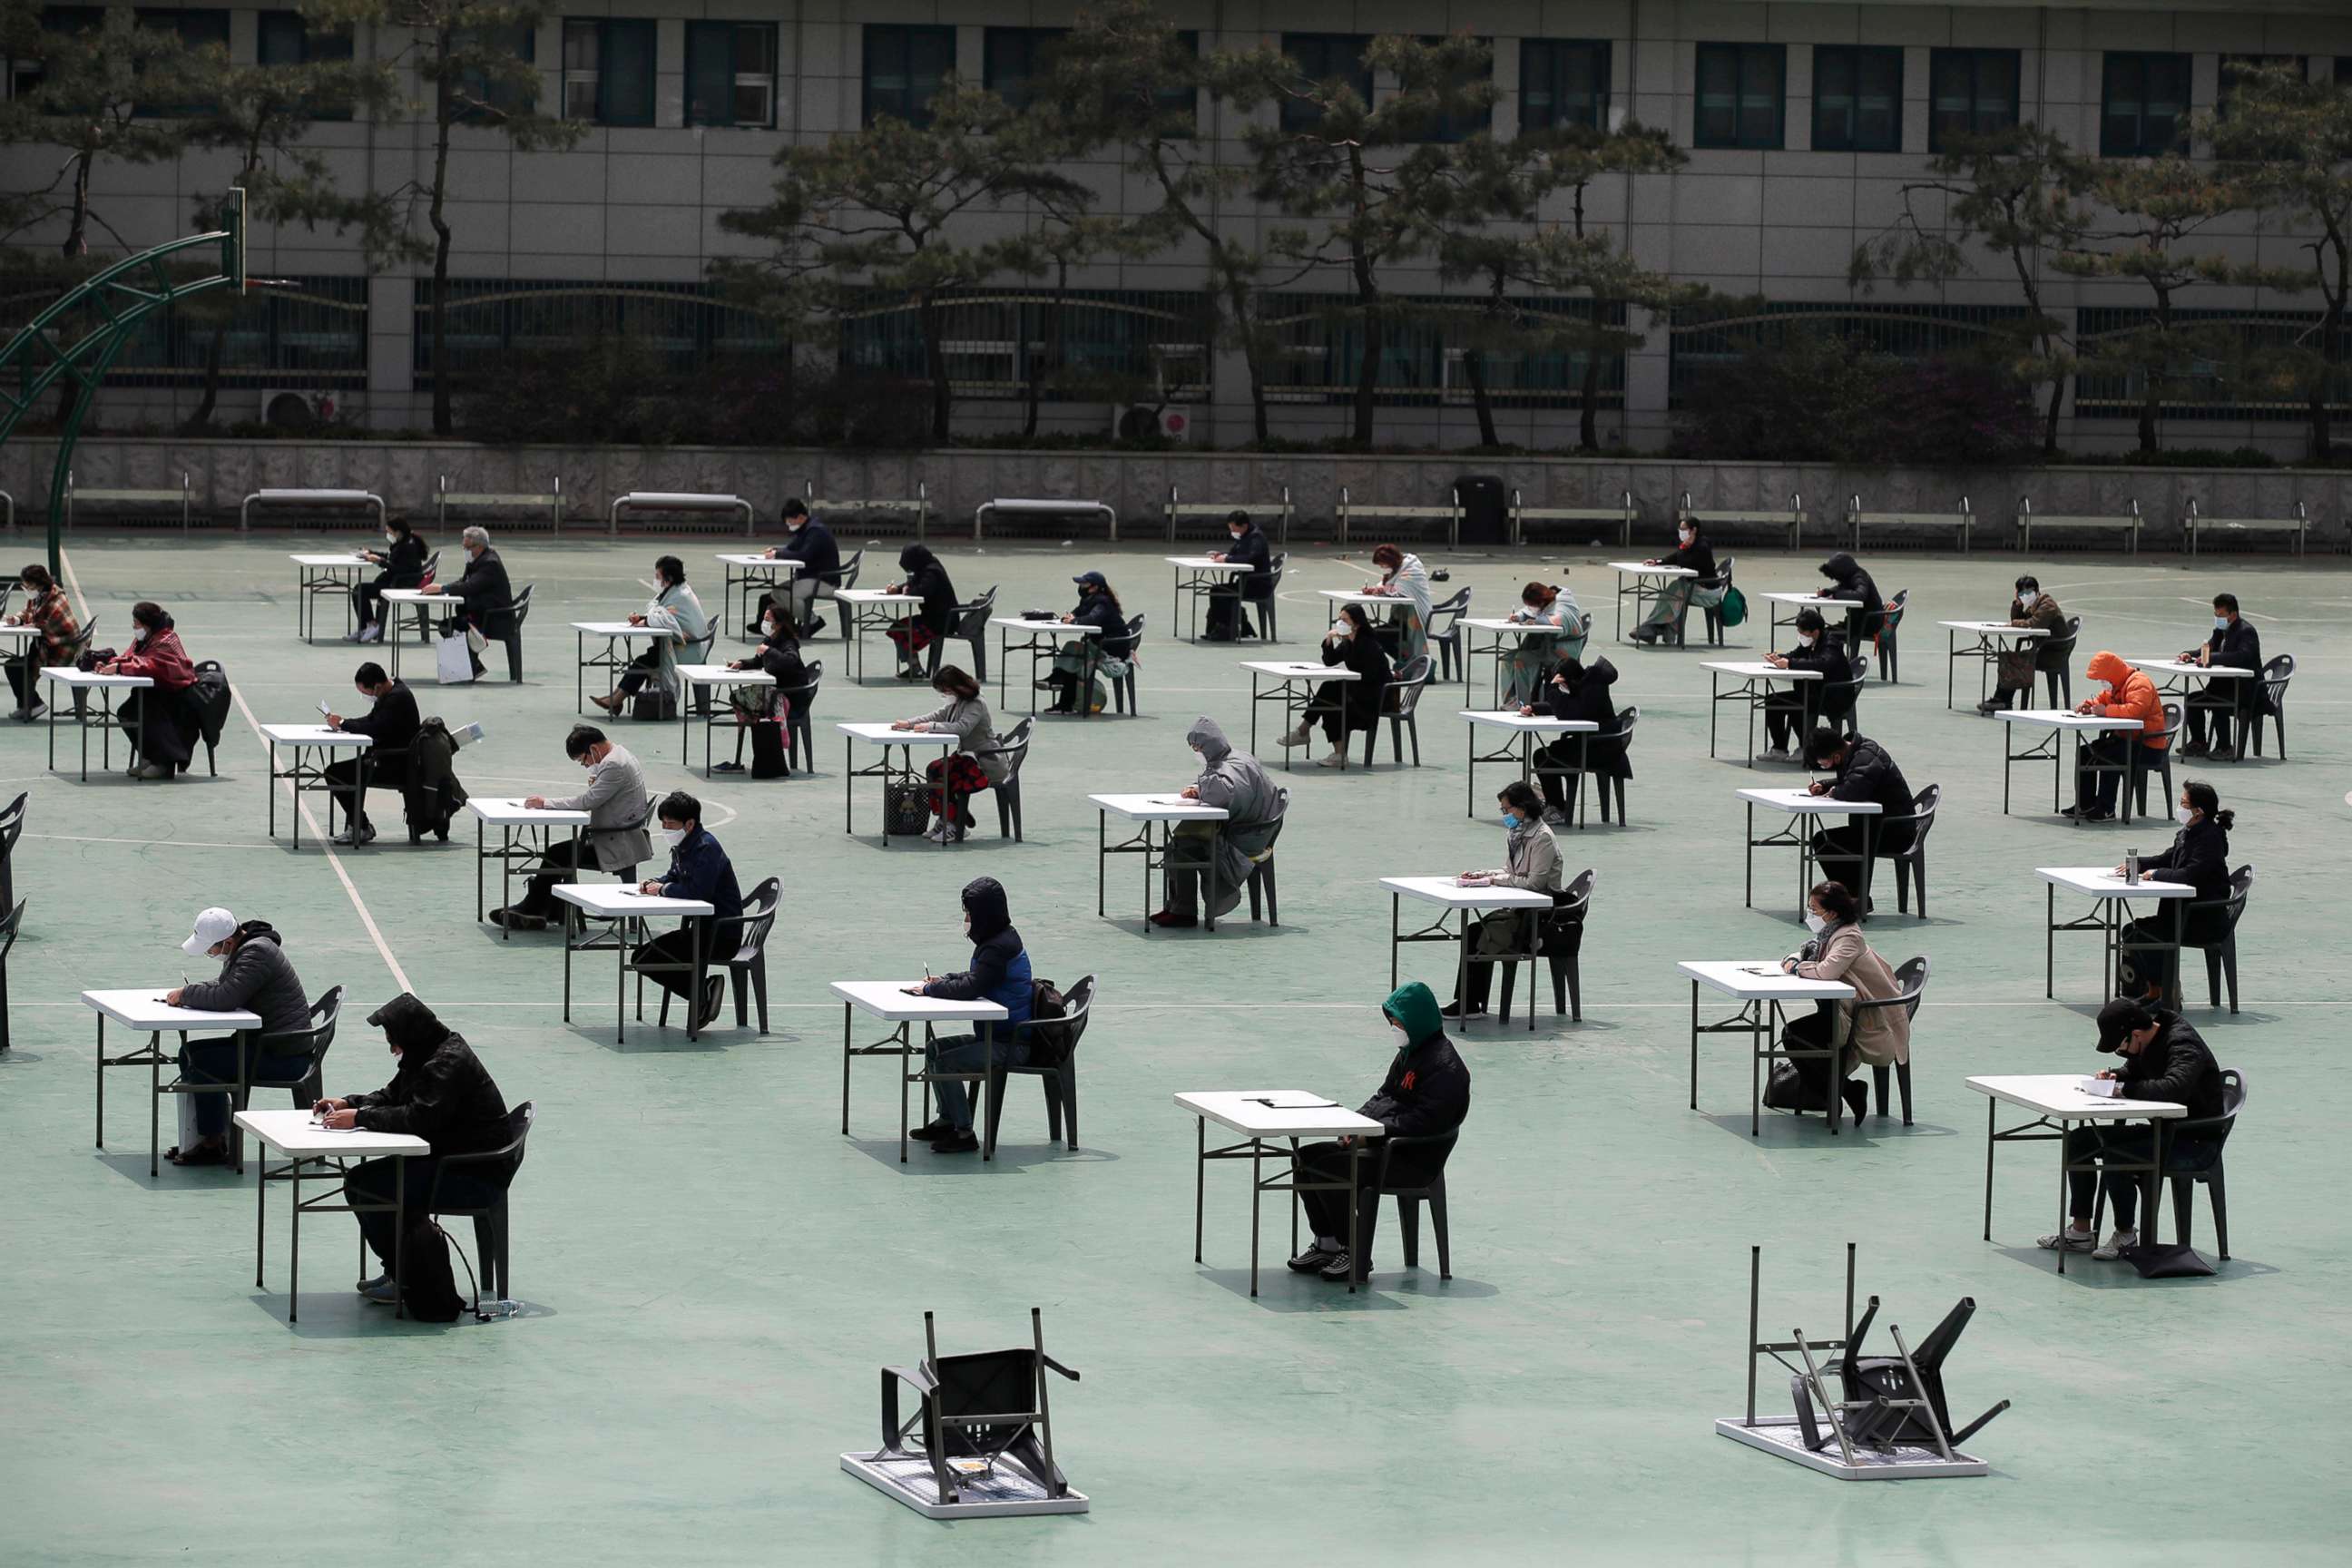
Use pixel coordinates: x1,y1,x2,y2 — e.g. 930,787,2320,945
1945,629,1955,709
1096,809,1105,919
838,1003,850,1133
149,1031,160,1178
2054,1122,2070,1276
1389,892,1399,990
979,1022,995,1161
254,1138,266,1286
93,1015,103,1148
561,903,573,1022
391,1152,405,1319
289,1149,303,1318
1248,1137,1261,1297
268,741,278,839
1983,1097,1996,1240
614,916,626,1044
1346,1142,1362,1294
1249,672,1260,756
1454,910,1469,1029
1143,820,1155,930
684,916,706,1044
899,1023,911,1164
1750,1004,1762,1138
1465,720,1473,818
1708,671,1720,758
1689,982,1699,1110
1744,801,1754,906
1744,681,1758,769
843,736,853,835
2045,883,2054,997
1192,1115,1204,1263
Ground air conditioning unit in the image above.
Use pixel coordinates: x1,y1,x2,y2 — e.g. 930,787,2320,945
260,388,340,430
1112,405,1191,441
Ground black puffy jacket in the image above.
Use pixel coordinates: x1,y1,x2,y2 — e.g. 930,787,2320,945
2116,1012,2224,1122
1827,734,1914,820
178,921,312,1037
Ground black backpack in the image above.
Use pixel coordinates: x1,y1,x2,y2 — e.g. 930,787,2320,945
748,718,790,779
1024,978,1074,1068
399,1217,468,1323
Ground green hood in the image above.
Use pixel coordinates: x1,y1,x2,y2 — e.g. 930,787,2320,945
1383,981,1444,1045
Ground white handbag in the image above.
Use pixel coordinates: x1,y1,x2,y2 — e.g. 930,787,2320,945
436,632,477,684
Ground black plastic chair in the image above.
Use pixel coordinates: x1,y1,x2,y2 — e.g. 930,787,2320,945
1591,706,1639,825
2163,1068,2244,1260
1875,588,1906,681
733,659,821,773
1817,664,1867,740
1240,789,1288,925
1676,555,1733,647
876,1310,1081,1508
0,896,23,1053
1367,653,1434,767
1426,587,1472,682
0,789,26,924
2190,866,2253,1014
2043,616,2080,708
926,586,998,682
1240,553,1285,643
830,550,866,641
2248,653,2293,759
163,985,344,1176
426,1100,535,1313
985,716,1034,842
495,584,534,682
1376,1127,1458,1279
1102,614,1145,716
1858,955,1928,1126
651,874,782,1033
1496,867,1594,1027
1880,782,1940,917
2127,702,2182,821
985,974,1093,1159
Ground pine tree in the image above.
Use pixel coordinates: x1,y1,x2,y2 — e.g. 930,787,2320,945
0,5,191,257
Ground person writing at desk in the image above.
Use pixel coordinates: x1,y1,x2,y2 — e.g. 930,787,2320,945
714,610,807,776
589,554,709,715
629,789,742,1030
2038,997,2224,1261
755,498,841,639
1773,881,1907,1126
2065,651,2165,822
2114,779,2234,1004
1278,603,1391,768
162,906,314,1167
2180,592,2263,761
322,661,419,848
1043,570,1134,716
100,600,199,780
1203,510,1272,642
1442,781,1561,1021
1759,607,1848,759
905,877,1034,1155
1361,544,1432,662
1977,574,2066,715
489,724,653,931
1154,717,1284,928
885,543,958,681
420,525,513,680
891,665,1007,844
5,562,76,721
1627,517,1719,644
1801,726,1915,912
314,994,517,1306
1499,581,1582,707
351,517,426,645
1520,653,1625,828
1813,551,1884,651
1288,981,1471,1284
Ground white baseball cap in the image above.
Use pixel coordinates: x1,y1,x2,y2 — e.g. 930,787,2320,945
181,906,238,956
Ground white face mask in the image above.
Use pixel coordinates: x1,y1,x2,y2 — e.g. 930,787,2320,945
1678,529,1694,544
1804,911,1828,935
787,519,804,533
1389,1023,1411,1050
2176,805,2195,826
761,620,780,639
659,827,686,850
132,627,148,642
1797,632,1818,648
2017,589,2037,607
384,532,397,545
963,914,973,936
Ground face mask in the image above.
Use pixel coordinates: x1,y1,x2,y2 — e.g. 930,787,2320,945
963,915,973,936
1804,912,1828,935
659,827,686,850
1230,533,1244,544
2213,615,2229,632
1501,811,1519,829
2017,589,2036,607
1191,749,1206,764
1389,1023,1411,1050
2176,805,2195,826
762,620,780,639
1678,529,1694,544
1797,632,1817,648
787,519,804,533
384,532,397,544
132,627,148,642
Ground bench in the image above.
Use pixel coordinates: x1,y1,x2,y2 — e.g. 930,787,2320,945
237,486,379,534
1678,491,1806,551
1847,495,1975,553
2016,498,2139,554
1167,485,1292,544
608,492,754,537
1338,488,1459,547
2184,498,2308,556
71,471,193,531
806,482,929,540
1513,488,1635,548
974,497,1117,543
440,474,564,534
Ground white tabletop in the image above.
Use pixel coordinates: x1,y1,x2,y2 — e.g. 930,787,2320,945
2124,658,2254,680
554,885,715,918
829,979,1013,1024
1966,1074,2186,1122
1243,661,1360,681
1997,709,2142,732
1461,616,1569,634
991,616,1101,635
1938,620,2047,638
259,723,372,748
1737,787,1882,816
289,554,372,567
1174,1090,1386,1140
715,554,805,569
379,588,441,603
41,668,151,689
466,796,591,827
235,1107,430,1158
1090,792,1229,822
1677,959,1856,1003
1703,661,1821,681
838,721,958,745
835,589,923,606
1380,874,1554,910
1167,556,1252,573
677,663,770,686
1763,593,1861,610
0,623,42,639
571,620,666,637
1318,589,1393,605
1611,561,1697,578
1459,708,1598,734
82,987,263,1032
2035,866,2199,900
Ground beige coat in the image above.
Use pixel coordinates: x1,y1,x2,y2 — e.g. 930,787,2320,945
1795,924,1911,1066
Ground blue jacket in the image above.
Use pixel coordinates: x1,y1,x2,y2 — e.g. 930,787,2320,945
778,519,842,585
921,877,1033,1024
656,826,743,920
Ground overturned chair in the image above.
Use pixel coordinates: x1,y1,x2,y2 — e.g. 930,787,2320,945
843,1308,1087,1519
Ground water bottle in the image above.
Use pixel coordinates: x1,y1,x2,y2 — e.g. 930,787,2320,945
2124,848,2139,885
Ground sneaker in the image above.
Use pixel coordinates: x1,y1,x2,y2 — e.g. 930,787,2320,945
805,617,828,638
2035,1227,2095,1253
1541,808,1570,828
1975,698,2006,715
1439,998,1486,1021
2059,805,2085,819
1318,1251,1359,1282
2208,746,2239,763
357,1271,390,1294
1313,752,1348,769
488,908,548,932
24,701,44,721
133,762,172,780
1628,626,1661,644
2080,807,2115,823
359,1277,400,1305
338,824,378,848
931,1130,980,1154
908,1120,950,1142
923,823,949,842
2092,1228,2138,1261
1147,908,1198,929
698,975,726,1028
2178,741,2209,759
711,761,746,773
1277,726,1309,748
1288,1245,1337,1273
358,622,383,644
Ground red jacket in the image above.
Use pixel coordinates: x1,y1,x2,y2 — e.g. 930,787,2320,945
2083,651,2165,750
113,626,196,691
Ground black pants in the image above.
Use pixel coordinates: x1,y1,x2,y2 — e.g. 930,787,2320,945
614,646,662,697
1764,691,1810,749
2074,736,2133,813
323,756,389,831
2187,689,2256,751
2063,1127,2219,1231
1776,1008,1853,1109
1294,1141,1380,1260
345,1155,505,1270
1313,683,1368,747
178,1037,315,1138
1811,820,1913,904
120,688,194,769
517,838,590,916
353,573,396,630
629,924,713,1004
6,655,37,712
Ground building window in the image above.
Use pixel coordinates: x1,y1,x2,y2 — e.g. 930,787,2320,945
9,5,106,100
1156,30,1200,126
1280,34,1373,132
983,26,1069,113
132,7,230,117
1927,47,2019,152
258,13,355,121
454,24,534,123
2101,52,2190,157
1520,39,1610,132
1812,44,1901,152
1694,42,1784,150
863,23,955,128
564,17,656,127
685,21,776,128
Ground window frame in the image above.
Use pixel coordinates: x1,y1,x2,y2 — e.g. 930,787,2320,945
2100,50,2191,158
862,22,956,129
982,25,1069,114
1519,38,1612,134
1810,44,1903,153
1279,33,1374,132
1926,46,2020,152
1401,34,1492,144
684,20,778,129
257,12,356,122
563,16,657,129
1693,41,1786,151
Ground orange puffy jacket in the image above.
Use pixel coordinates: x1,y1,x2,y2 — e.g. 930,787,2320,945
2083,652,2166,749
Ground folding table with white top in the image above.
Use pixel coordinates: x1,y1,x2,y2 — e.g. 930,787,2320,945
833,588,926,682
1761,592,1862,652
1165,556,1253,643
1678,960,1857,1136
678,662,771,774
570,620,667,714
289,553,374,642
1994,710,2148,820
1458,616,1573,705
466,797,588,936
1737,787,1883,915
2124,657,2258,760
838,722,960,846
83,987,263,1178
260,723,373,851
1966,1074,2186,1276
1088,792,1230,932
1460,709,1596,823
1383,876,1553,1033
2035,866,2194,1009
553,884,716,1044
40,668,149,781
715,552,805,640
993,614,1101,715
1173,1090,1386,1294
1241,660,1361,768
1610,561,1696,642
1702,661,1820,766
236,1106,431,1321
1938,620,2047,710
377,587,454,683
832,980,1011,1163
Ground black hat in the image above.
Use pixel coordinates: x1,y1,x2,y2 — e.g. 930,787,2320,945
366,992,451,1052
2095,997,2154,1053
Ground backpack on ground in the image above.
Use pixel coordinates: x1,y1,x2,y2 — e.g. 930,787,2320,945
399,1218,468,1323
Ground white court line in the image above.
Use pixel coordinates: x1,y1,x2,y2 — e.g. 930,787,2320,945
24,832,282,851
17,997,2349,1011
59,547,414,995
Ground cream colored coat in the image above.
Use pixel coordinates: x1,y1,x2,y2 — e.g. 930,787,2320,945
1794,924,1911,1066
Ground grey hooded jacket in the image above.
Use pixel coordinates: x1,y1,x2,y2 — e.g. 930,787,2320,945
1187,716,1284,916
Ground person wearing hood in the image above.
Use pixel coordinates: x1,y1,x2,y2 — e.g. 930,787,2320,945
1759,607,1851,758
162,907,316,1166
1156,717,1286,927
1362,544,1433,662
1980,574,2068,714
1774,881,1907,1126
1203,509,1272,641
884,543,958,680
2115,779,2234,1003
2068,651,2166,821
1802,728,1915,911
1629,516,1723,643
1521,653,1627,827
892,664,1007,842
906,877,1034,1154
1443,781,1563,1021
590,554,710,714
1279,603,1392,767
628,790,745,1029
350,516,426,644
2179,592,2264,760
1044,571,1136,715
2038,997,2223,1261
100,599,198,779
1500,580,1583,706
1287,981,1472,1284
315,994,517,1304
755,498,842,639
1814,552,1884,650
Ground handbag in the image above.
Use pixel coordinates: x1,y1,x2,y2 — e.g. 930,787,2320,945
1718,585,1749,628
883,779,932,836
748,719,789,779
435,632,477,685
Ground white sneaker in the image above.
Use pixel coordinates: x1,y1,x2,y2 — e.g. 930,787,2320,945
1541,808,1571,828
1314,751,1348,769
922,823,949,842
2035,1227,2094,1252
358,622,383,644
1277,726,1309,748
2092,1228,2137,1261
